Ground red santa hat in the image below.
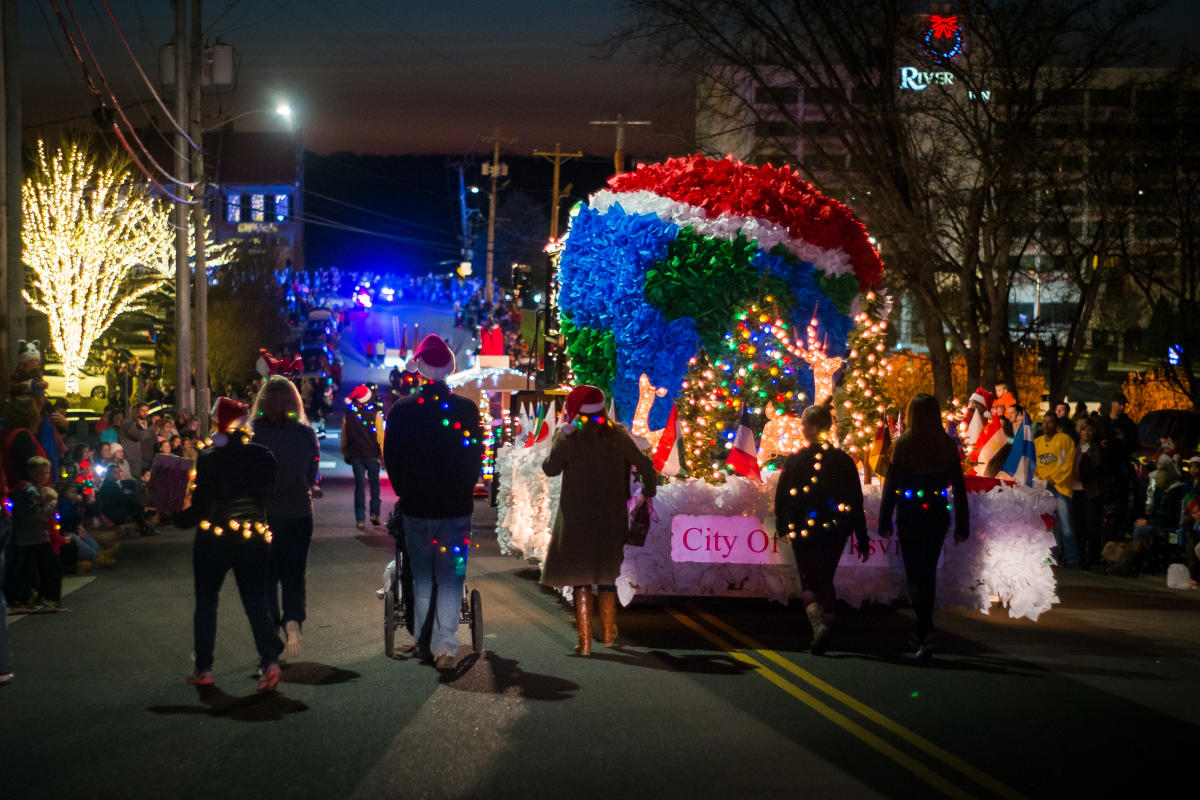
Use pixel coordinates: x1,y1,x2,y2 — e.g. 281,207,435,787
969,387,995,411
212,397,249,434
406,334,456,381
346,384,372,405
565,385,606,423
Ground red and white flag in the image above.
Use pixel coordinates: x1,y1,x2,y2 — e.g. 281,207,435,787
725,404,762,482
970,415,1005,475
653,404,684,477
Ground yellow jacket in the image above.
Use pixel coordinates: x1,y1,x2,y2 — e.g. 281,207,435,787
1035,431,1076,497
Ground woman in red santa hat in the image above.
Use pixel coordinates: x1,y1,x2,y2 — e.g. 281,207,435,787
540,385,657,655
176,398,283,690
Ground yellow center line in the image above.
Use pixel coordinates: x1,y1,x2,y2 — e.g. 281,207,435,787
666,608,975,800
684,604,1027,800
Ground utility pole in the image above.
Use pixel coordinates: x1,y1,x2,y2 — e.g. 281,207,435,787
450,160,475,265
480,131,514,307
190,0,209,429
172,0,192,414
0,0,22,395
589,113,651,174
532,143,582,240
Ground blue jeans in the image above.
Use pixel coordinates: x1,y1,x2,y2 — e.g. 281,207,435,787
351,458,381,523
1053,489,1079,566
70,532,102,563
0,518,12,675
266,515,314,628
403,514,471,658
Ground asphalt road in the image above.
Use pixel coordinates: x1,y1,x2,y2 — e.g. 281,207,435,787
3,428,1198,799
4,311,1198,799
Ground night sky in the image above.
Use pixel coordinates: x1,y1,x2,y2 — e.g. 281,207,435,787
20,0,694,159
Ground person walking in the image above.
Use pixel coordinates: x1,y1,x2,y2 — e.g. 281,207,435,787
775,404,869,654
383,335,483,670
176,398,283,691
540,385,658,656
341,384,383,530
252,376,321,658
375,336,387,368
878,394,970,662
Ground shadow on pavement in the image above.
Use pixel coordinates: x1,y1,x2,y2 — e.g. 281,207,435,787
148,686,309,722
355,533,394,549
281,661,361,685
437,651,579,701
584,645,756,675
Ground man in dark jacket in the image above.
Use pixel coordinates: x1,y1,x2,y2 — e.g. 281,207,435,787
341,384,383,529
383,335,483,670
177,398,283,691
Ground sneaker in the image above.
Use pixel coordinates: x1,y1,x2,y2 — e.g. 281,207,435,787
47,602,69,613
284,620,304,658
257,662,281,692
370,516,381,526
356,521,366,530
0,672,13,686
187,669,215,686
433,653,457,671
915,633,937,663
140,527,159,537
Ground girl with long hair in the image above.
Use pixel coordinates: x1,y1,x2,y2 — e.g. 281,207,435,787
775,403,869,654
251,376,320,658
877,393,970,661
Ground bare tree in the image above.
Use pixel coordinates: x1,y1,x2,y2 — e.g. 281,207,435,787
613,0,1164,402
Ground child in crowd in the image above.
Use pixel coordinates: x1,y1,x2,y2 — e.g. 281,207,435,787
56,483,116,570
11,456,66,612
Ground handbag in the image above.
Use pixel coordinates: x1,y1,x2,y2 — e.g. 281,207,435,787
626,494,655,547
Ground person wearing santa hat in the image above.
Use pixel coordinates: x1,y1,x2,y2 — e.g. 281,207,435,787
383,335,483,671
176,398,283,691
540,384,657,656
341,384,383,530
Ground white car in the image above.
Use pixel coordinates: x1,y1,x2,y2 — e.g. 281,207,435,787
42,365,108,400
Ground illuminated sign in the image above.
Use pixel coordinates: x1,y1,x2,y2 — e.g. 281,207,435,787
237,222,280,234
899,67,954,91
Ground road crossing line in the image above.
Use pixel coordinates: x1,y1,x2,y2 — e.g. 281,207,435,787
683,605,1027,800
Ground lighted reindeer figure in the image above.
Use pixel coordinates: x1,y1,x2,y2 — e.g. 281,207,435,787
631,373,669,448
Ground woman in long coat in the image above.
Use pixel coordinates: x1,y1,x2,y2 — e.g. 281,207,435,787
541,385,657,655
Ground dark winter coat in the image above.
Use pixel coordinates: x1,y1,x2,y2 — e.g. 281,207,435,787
383,381,483,519
878,437,970,540
175,435,277,529
540,424,657,588
775,444,868,551
252,422,320,519
341,401,382,461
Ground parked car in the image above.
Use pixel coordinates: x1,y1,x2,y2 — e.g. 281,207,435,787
42,365,107,400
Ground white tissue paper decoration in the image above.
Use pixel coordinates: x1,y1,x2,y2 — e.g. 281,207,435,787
496,450,1059,620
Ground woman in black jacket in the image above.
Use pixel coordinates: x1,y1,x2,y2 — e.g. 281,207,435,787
775,404,869,654
878,394,970,662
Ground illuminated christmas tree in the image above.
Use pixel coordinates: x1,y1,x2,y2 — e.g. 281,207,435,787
833,290,893,463
676,297,809,483
22,140,174,395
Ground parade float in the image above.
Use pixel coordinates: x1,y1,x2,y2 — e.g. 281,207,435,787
496,155,1058,621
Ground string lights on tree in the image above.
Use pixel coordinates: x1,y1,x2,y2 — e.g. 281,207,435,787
675,297,807,483
832,290,894,463
22,139,174,395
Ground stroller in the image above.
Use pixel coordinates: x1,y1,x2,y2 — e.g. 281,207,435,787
380,501,483,657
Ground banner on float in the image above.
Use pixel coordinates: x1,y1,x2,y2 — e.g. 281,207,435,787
837,535,944,569
670,515,794,566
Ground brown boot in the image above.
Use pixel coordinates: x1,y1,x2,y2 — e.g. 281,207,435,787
597,591,618,645
574,587,593,655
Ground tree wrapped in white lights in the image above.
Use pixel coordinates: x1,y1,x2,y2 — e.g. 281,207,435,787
22,140,174,395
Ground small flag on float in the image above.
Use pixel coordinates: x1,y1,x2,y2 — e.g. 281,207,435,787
524,403,550,447
653,404,685,477
725,404,762,482
868,420,891,476
970,414,1005,475
947,419,966,464
1002,412,1037,486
